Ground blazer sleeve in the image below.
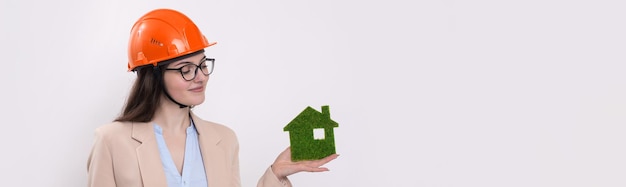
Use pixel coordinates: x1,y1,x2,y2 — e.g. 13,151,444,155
257,167,292,187
232,135,242,187
87,128,116,187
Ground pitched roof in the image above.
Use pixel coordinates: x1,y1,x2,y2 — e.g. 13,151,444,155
284,106,338,131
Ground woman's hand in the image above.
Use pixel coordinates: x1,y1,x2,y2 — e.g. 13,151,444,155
271,147,339,179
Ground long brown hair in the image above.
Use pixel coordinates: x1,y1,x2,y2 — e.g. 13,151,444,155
115,49,204,122
114,65,165,122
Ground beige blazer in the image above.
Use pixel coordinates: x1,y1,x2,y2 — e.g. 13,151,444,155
87,113,291,187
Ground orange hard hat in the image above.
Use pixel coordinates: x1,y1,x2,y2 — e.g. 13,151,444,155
127,9,217,71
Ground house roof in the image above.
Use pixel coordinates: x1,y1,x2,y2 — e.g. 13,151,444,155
284,106,338,131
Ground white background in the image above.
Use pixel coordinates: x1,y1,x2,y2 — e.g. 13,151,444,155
1,0,626,186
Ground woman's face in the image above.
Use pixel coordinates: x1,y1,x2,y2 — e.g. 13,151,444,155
162,53,210,106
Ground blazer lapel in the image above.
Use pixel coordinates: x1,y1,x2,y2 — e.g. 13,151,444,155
132,122,168,187
192,113,226,187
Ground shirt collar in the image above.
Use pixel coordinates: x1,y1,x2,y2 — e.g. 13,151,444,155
153,117,198,135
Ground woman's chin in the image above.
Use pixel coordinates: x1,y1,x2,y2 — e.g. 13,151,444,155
189,98,205,106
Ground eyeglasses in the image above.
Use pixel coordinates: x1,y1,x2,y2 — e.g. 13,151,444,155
164,58,215,81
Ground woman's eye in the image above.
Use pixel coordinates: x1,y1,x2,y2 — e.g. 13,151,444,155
181,66,192,74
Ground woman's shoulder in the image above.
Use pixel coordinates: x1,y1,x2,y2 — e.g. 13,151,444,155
194,118,235,133
96,121,131,131
191,115,238,139
93,121,134,139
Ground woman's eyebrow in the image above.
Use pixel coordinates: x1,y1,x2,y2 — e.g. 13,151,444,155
172,61,192,67
177,56,207,65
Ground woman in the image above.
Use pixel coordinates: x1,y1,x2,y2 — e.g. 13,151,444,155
87,8,338,187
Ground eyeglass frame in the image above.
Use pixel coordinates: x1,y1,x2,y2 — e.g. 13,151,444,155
164,58,215,81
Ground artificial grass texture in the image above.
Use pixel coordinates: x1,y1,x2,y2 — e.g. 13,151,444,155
284,105,338,161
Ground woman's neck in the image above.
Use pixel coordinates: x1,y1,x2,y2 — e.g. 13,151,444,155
152,99,191,134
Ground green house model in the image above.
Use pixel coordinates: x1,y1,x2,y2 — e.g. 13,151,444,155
283,105,338,161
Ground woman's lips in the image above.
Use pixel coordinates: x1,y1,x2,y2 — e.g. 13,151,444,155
189,87,204,92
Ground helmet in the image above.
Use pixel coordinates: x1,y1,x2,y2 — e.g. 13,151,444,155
127,9,217,71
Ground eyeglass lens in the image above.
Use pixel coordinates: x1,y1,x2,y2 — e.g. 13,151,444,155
181,59,214,80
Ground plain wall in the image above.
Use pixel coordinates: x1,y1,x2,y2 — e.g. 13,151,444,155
1,0,626,186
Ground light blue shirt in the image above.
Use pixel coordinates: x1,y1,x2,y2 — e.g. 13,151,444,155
154,121,208,187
